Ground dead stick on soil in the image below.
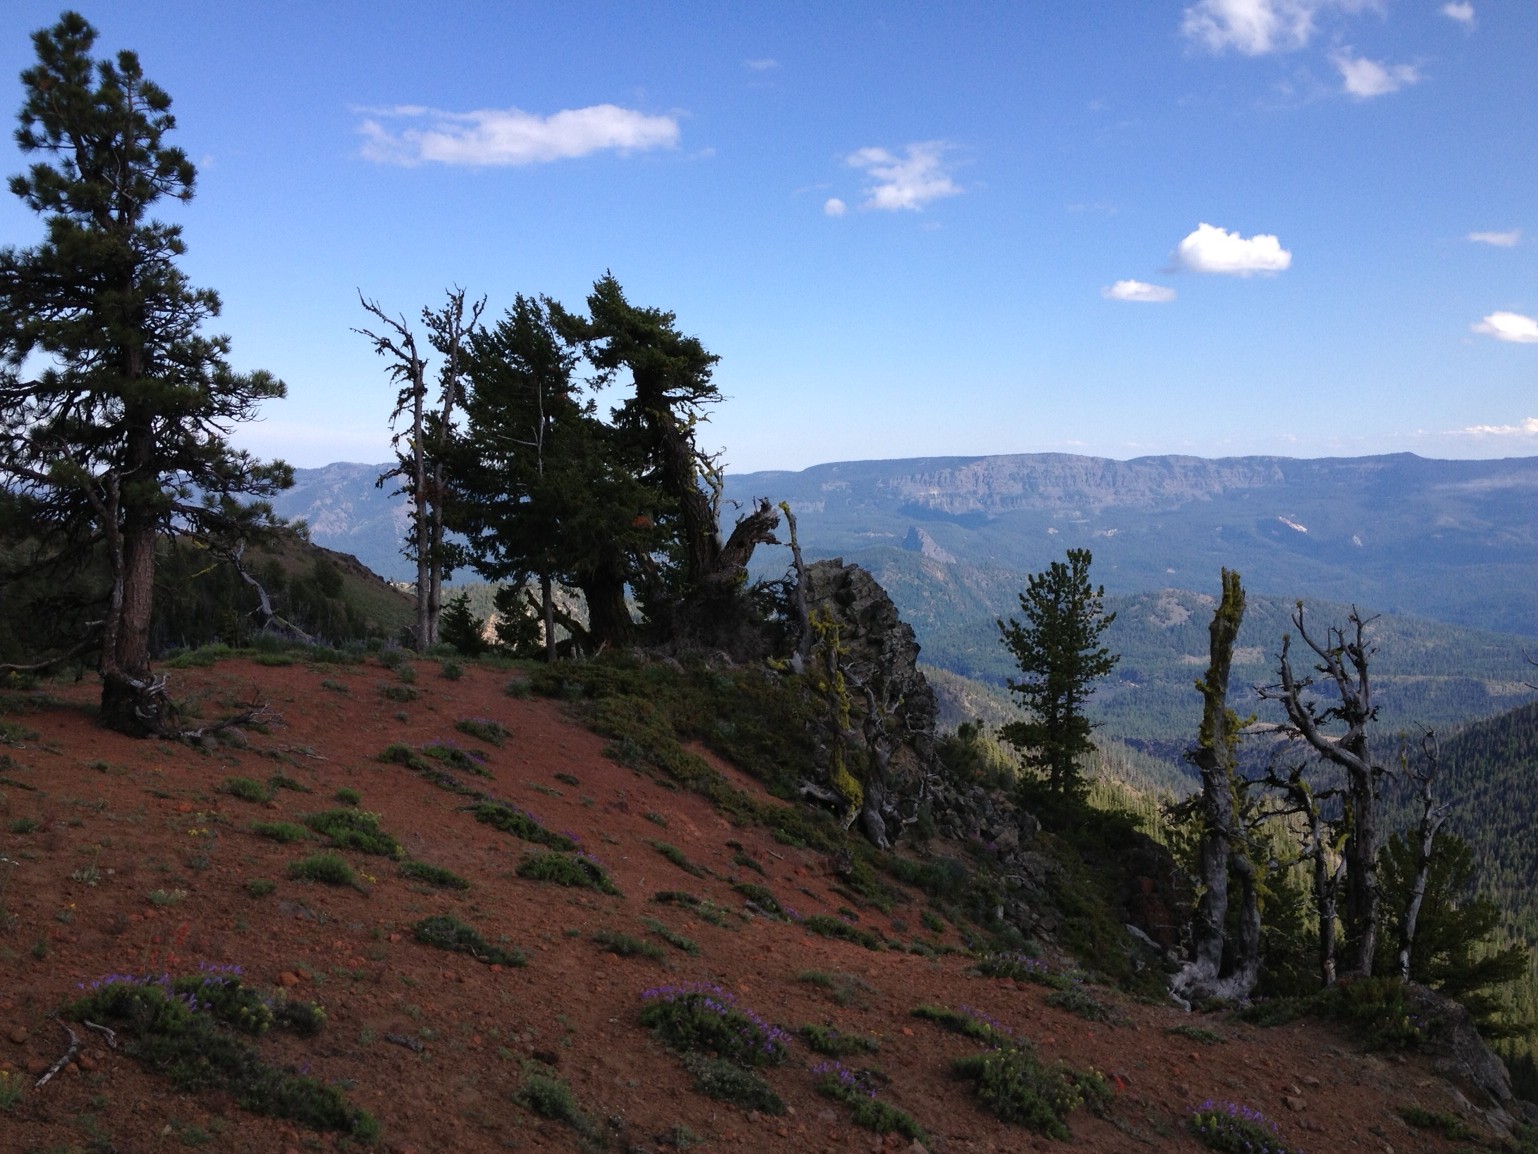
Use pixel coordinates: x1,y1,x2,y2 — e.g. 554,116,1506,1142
82,1020,117,1049
35,1020,79,1087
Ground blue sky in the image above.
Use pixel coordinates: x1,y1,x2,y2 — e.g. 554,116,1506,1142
1,1,1534,473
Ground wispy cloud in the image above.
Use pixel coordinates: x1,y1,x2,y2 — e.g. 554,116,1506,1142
845,142,961,212
1471,311,1538,343
1181,0,1380,56
1334,50,1420,98
1468,229,1521,247
357,103,680,167
1441,2,1475,26
1176,223,1292,275
1457,417,1538,437
1103,279,1177,303
745,58,779,72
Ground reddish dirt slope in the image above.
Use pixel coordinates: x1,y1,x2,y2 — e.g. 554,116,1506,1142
0,657,1514,1152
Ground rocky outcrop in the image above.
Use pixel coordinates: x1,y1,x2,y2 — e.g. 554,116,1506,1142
800,559,940,847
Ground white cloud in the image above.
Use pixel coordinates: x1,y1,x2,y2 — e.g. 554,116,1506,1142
1441,2,1475,26
745,58,779,71
1468,229,1521,247
1458,417,1538,437
357,103,679,167
1102,279,1177,303
1335,50,1420,98
1181,0,1380,56
1176,222,1292,275
845,142,961,211
823,197,847,217
1471,311,1538,343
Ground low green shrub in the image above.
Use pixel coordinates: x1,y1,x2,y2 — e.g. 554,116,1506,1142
684,1052,785,1114
911,1004,1013,1046
952,1042,1110,1138
642,917,698,955
455,717,508,746
650,839,707,877
639,982,791,1067
732,881,783,915
220,776,271,803
399,860,470,890
1045,985,1114,1022
800,1024,880,1057
802,914,883,950
516,851,620,895
813,1060,925,1140
301,809,403,858
65,969,373,1139
516,1061,602,1140
249,821,310,845
412,914,525,967
468,803,576,850
593,929,665,960
286,852,358,887
1188,1100,1302,1154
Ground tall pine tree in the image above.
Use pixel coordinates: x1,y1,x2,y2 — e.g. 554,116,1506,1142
0,12,289,733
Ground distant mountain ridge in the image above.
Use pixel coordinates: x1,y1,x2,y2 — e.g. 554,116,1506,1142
273,450,1538,636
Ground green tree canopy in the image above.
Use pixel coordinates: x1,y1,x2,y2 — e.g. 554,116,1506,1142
997,548,1119,798
0,12,288,732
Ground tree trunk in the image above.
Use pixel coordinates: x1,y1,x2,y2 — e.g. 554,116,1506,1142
579,549,633,650
100,522,167,736
1175,569,1259,1003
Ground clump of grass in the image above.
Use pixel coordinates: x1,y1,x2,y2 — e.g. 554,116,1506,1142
66,970,374,1140
1045,986,1114,1022
643,917,699,955
412,914,525,967
219,776,271,803
683,1052,785,1114
732,880,783,916
439,660,463,681
813,1060,926,1140
516,1061,603,1140
802,914,882,950
1396,1106,1476,1141
379,683,417,703
652,889,736,927
593,929,665,960
249,821,310,845
379,742,475,794
973,950,1053,983
952,1042,1110,1139
1188,1100,1302,1154
911,1004,1013,1046
517,851,620,895
399,860,470,890
267,773,310,794
800,1023,880,1057
797,970,874,1008
1167,1023,1225,1045
422,741,491,776
504,678,531,699
650,839,707,878
455,717,507,746
643,810,668,827
639,982,791,1067
0,1067,22,1112
286,852,358,887
8,816,39,834
468,802,576,849
245,879,276,898
554,771,580,787
147,888,188,907
333,787,361,806
301,809,403,858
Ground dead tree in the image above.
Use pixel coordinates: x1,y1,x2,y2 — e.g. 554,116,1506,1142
1397,730,1449,980
1262,605,1386,978
1175,569,1261,1003
1262,754,1347,987
356,288,484,650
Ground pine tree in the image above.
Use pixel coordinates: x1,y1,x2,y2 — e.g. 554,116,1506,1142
997,548,1119,799
0,13,289,733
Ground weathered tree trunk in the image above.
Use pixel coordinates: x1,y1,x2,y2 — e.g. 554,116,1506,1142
1399,732,1447,980
578,548,633,650
1175,569,1260,1003
540,571,557,663
100,520,166,736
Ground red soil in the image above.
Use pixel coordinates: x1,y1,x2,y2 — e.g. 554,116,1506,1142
0,656,1509,1152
